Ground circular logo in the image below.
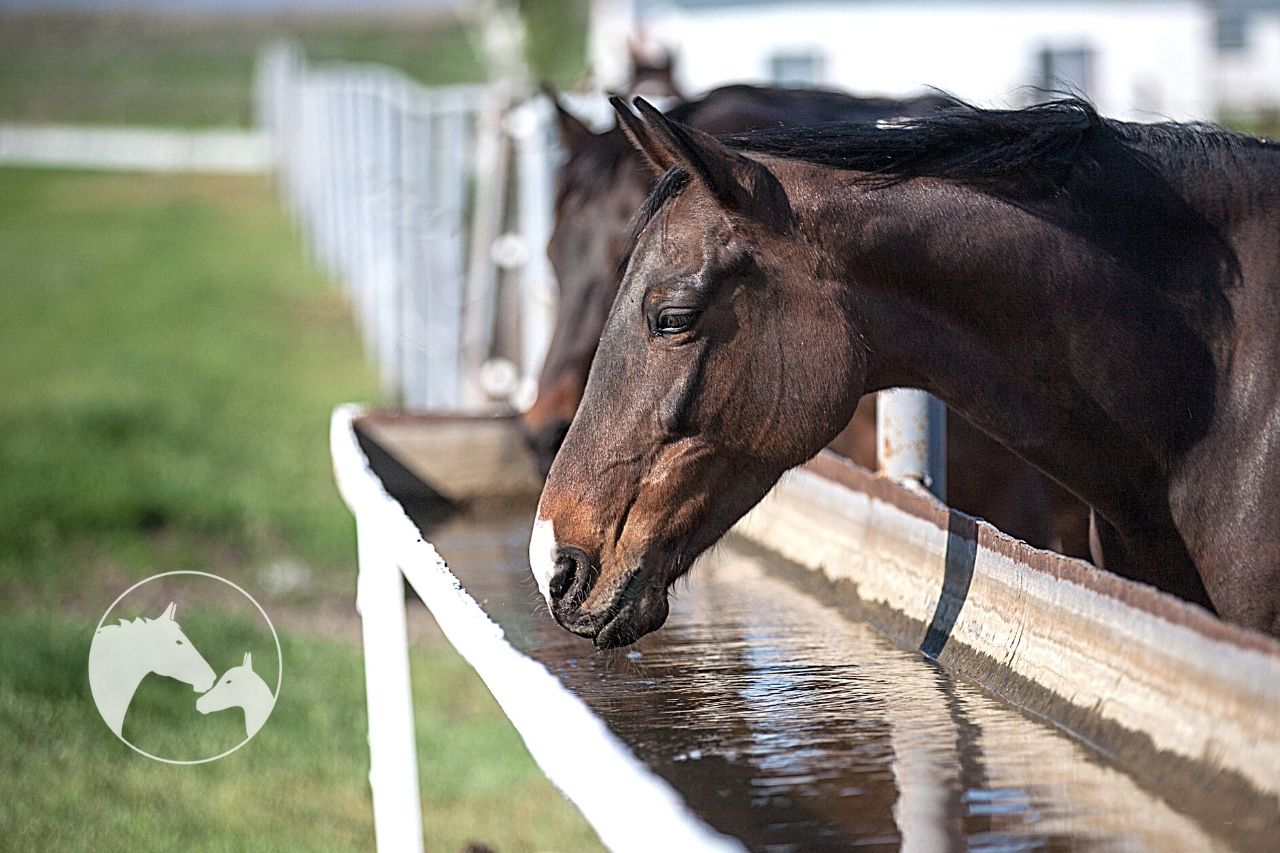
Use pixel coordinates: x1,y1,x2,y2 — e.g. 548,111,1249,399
88,571,282,764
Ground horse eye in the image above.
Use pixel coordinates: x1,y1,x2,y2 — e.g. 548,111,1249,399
176,639,184,645
656,309,699,335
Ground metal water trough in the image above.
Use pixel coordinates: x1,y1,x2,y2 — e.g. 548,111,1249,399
333,405,1280,851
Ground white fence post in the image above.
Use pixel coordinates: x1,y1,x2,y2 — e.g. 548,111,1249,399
877,389,947,500
509,97,558,408
356,513,425,853
461,97,511,407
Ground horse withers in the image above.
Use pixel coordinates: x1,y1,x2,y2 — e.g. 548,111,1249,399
532,96,1280,648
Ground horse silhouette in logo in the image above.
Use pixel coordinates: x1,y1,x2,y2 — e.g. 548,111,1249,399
88,602,216,737
197,652,275,738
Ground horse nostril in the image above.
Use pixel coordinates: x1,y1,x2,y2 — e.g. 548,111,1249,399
549,546,590,604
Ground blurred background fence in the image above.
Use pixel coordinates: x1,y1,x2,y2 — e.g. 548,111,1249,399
257,41,596,413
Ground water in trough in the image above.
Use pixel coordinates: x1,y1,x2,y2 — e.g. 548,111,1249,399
411,501,1236,851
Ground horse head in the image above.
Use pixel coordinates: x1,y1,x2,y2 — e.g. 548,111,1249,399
530,98,864,648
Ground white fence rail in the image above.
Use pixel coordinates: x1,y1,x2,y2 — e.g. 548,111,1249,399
0,124,270,173
331,406,741,853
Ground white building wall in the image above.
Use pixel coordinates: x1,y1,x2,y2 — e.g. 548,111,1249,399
591,1,1216,121
1216,12,1280,115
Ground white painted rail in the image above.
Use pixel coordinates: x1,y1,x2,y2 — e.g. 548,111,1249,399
331,404,741,852
876,388,947,499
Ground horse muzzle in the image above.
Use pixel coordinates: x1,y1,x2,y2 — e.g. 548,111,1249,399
545,549,671,649
553,584,671,650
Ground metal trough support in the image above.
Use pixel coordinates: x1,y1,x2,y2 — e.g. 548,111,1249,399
876,388,947,500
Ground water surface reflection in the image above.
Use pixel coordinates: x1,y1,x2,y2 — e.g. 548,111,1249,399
418,505,1228,851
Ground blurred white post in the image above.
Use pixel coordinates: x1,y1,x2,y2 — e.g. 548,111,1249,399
398,93,428,411
355,513,424,853
876,389,947,500
458,0,530,406
373,78,403,397
460,102,510,406
508,97,557,408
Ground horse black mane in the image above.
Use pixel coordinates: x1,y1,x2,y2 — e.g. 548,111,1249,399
620,97,1271,272
728,97,1106,187
724,97,1265,184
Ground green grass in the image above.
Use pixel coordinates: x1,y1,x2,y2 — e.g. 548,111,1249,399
1220,109,1280,140
0,8,590,128
0,611,599,852
0,168,601,851
518,0,590,88
0,13,487,127
0,169,371,597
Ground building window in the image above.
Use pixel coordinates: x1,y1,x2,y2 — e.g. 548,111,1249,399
768,51,825,87
1217,12,1250,52
1038,45,1094,98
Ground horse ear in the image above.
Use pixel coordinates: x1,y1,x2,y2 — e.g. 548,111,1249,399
242,652,253,670
631,97,792,229
542,85,593,154
610,95,679,176
162,602,176,621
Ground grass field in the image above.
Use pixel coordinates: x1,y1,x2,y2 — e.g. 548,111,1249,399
0,13,484,126
0,8,587,127
0,167,601,851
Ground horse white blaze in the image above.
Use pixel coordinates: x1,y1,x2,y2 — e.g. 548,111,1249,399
529,513,558,605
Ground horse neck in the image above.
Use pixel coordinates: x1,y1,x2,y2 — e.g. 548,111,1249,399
807,174,1220,531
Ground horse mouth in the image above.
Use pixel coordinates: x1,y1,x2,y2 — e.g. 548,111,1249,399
587,581,671,650
593,604,645,649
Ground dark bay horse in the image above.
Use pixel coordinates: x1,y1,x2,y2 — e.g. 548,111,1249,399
532,96,1280,648
523,84,947,467
522,86,1087,552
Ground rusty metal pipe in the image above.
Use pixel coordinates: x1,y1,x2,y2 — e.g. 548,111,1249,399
876,388,947,500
